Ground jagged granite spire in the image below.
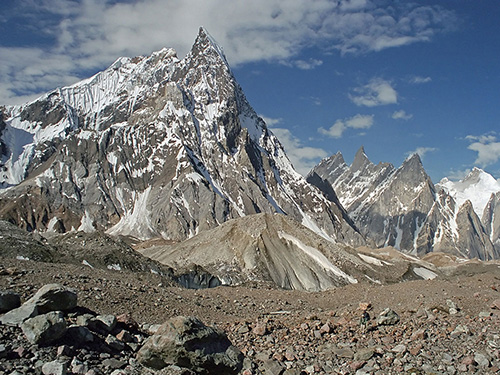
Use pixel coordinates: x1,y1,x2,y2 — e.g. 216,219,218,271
0,28,363,246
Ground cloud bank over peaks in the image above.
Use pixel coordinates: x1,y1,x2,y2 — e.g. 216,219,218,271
349,78,398,107
405,147,437,161
0,0,457,104
319,114,374,139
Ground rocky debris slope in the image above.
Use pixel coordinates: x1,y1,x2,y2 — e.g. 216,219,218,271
0,220,175,280
0,27,362,247
2,257,500,374
309,147,500,260
138,213,446,291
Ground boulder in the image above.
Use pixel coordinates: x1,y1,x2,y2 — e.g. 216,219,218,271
136,316,243,375
0,303,38,326
0,290,21,313
26,284,77,313
21,311,67,345
377,308,400,326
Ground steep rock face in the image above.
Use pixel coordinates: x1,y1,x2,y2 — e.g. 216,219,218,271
310,148,499,259
0,28,362,245
481,192,500,254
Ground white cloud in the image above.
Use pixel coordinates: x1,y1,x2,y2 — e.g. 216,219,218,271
466,133,500,167
319,114,374,138
409,76,432,84
0,0,456,104
260,115,283,127
405,147,437,160
290,59,323,70
349,78,398,107
271,128,328,175
392,110,413,120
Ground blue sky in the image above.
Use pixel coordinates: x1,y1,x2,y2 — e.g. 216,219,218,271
1,0,499,182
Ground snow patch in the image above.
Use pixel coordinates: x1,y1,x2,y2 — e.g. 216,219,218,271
78,211,96,233
413,267,438,280
107,263,122,271
278,232,358,284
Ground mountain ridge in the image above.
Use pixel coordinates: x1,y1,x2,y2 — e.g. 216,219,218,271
0,28,362,247
309,148,500,260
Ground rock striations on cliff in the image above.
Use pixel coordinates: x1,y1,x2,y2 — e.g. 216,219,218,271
309,147,500,260
0,28,362,246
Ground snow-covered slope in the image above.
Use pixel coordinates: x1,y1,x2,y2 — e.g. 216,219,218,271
437,168,500,220
0,28,363,246
309,148,500,260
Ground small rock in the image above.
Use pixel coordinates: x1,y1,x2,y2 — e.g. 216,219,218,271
65,326,94,345
57,345,72,357
116,329,134,343
391,344,406,354
354,348,374,361
253,322,267,336
332,347,354,359
474,353,490,368
105,334,125,351
490,299,500,310
446,300,459,315
42,360,68,375
102,358,127,369
319,322,331,334
261,359,284,375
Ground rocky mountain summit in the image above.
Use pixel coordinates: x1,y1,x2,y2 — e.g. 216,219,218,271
309,147,500,260
0,27,360,247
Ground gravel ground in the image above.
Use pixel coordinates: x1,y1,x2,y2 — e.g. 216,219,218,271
1,257,500,374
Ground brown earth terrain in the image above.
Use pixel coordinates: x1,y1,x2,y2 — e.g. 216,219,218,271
1,256,500,374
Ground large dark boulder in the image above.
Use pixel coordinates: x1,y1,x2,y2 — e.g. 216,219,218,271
26,284,77,313
137,316,243,375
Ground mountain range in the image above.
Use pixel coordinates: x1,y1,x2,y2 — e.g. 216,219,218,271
309,147,500,260
1,28,500,292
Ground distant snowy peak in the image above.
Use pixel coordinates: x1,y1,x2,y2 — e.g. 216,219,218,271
437,167,500,219
311,148,500,260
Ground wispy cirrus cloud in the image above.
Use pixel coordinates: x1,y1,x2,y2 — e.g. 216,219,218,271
409,75,432,84
319,114,374,138
349,78,398,107
0,0,457,104
466,133,500,167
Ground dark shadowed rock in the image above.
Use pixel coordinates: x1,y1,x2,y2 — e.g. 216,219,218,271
21,311,67,345
136,315,243,374
26,284,77,313
0,290,21,313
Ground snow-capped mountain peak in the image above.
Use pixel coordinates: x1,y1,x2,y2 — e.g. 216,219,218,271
0,28,363,247
437,167,500,220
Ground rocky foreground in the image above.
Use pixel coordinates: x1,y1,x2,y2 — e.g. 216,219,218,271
1,257,500,375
